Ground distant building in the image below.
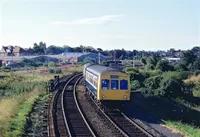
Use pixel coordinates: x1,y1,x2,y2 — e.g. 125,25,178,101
61,52,106,63
122,60,145,68
162,57,180,63
0,46,27,56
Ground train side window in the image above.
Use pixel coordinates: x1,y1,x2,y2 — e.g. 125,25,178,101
111,80,118,90
102,79,109,90
120,80,128,90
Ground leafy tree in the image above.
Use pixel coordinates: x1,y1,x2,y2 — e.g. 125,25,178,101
46,45,64,55
140,57,147,65
192,58,200,70
147,55,160,70
156,60,174,71
159,78,182,98
180,50,197,67
74,47,83,52
97,48,103,52
175,63,188,71
33,41,46,55
63,45,74,52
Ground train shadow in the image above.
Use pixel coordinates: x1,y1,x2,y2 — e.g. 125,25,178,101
123,92,200,128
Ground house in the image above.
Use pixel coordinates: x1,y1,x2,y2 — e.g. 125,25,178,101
162,57,180,63
0,46,27,56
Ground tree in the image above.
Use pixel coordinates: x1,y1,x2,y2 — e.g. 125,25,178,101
97,48,103,52
74,47,83,52
140,57,147,65
180,50,197,67
63,45,74,52
156,60,174,71
46,45,64,55
192,58,200,70
175,63,188,71
147,55,160,70
33,41,46,55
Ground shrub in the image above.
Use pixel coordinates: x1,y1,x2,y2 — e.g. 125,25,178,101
131,80,141,90
194,70,200,76
48,62,56,67
1,66,11,71
144,75,163,95
159,78,182,98
175,63,188,71
54,68,62,74
125,67,139,73
48,69,54,74
193,82,200,97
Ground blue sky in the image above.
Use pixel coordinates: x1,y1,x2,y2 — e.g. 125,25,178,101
1,0,199,51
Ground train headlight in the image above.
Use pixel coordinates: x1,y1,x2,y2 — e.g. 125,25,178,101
123,95,127,99
102,95,105,98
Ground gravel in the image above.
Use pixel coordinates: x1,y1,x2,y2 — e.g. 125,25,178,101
76,84,122,137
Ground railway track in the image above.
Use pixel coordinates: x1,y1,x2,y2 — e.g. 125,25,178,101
88,91,153,137
106,109,153,137
48,73,96,137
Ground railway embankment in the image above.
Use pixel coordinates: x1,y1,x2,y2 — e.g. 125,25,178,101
23,92,50,137
0,72,50,137
128,92,200,137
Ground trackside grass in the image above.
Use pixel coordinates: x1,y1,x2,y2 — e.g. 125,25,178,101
0,72,49,137
165,120,200,137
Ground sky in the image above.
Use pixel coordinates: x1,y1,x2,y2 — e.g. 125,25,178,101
0,0,200,51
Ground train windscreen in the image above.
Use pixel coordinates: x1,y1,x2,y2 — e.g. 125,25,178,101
120,80,128,90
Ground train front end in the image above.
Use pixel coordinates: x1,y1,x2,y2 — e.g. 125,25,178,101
98,72,130,101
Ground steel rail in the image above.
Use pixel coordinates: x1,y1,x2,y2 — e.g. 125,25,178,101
73,76,96,137
61,73,82,137
120,110,154,137
88,92,129,137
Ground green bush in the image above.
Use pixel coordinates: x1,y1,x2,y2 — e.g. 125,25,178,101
48,69,54,74
48,62,56,67
131,80,141,90
48,68,62,74
1,66,11,71
159,78,182,98
194,70,200,76
54,68,62,74
125,67,139,73
143,75,163,95
193,82,200,97
156,60,175,71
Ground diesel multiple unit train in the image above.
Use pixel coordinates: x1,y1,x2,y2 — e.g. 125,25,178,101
83,63,130,106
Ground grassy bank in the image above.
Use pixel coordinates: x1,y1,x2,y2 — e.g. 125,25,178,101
131,93,200,137
0,89,44,137
165,120,200,137
0,72,49,137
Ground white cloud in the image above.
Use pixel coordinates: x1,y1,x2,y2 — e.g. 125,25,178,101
51,15,125,25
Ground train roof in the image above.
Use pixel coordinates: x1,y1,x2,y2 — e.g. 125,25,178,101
86,64,123,76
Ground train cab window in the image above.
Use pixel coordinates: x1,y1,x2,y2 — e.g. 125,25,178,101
102,79,109,90
111,80,118,90
120,80,128,90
